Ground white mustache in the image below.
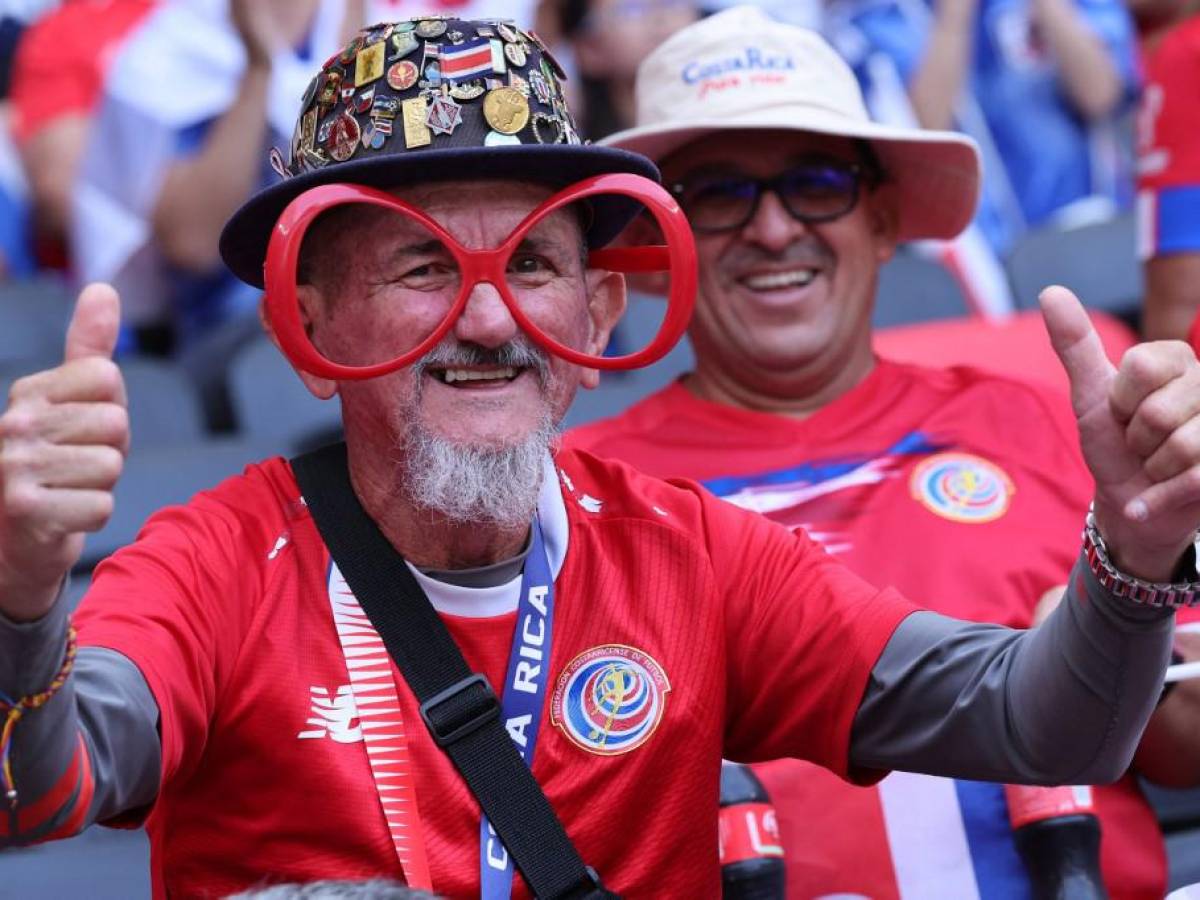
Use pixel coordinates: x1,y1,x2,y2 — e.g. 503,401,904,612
412,337,552,387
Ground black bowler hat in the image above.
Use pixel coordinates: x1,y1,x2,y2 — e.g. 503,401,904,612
219,16,660,288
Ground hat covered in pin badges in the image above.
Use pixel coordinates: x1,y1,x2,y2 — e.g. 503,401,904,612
220,16,661,289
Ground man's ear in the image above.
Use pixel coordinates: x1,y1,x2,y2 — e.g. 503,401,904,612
868,184,902,265
578,269,627,390
259,286,338,400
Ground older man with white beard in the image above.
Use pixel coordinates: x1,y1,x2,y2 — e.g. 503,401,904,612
3,14,1200,900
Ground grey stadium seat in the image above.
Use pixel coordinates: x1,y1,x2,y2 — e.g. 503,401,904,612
77,436,280,569
1142,781,1200,888
0,356,207,450
227,335,343,453
0,826,150,899
120,357,208,448
1006,214,1142,322
0,277,75,374
873,250,971,328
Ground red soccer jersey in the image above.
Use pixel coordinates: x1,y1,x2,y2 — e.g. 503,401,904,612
73,449,914,899
566,359,1167,899
8,0,156,144
1136,15,1200,257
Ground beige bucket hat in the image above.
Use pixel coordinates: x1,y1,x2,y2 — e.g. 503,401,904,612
601,5,981,241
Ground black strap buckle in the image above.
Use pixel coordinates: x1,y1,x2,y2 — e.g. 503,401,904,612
418,673,501,747
562,866,615,900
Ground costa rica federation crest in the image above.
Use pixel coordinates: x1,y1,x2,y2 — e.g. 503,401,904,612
910,452,1014,523
551,644,670,756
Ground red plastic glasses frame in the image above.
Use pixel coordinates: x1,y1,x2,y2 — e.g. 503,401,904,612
263,173,698,380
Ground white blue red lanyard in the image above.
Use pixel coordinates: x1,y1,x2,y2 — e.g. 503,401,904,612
480,516,557,900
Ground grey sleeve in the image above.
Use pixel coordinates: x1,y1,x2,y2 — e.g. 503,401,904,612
0,595,161,844
851,554,1174,784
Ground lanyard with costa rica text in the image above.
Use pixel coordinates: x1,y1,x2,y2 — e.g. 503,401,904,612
292,443,615,900
480,515,555,899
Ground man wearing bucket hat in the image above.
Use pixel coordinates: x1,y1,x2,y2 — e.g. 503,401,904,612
568,5,1200,896
2,11,1200,900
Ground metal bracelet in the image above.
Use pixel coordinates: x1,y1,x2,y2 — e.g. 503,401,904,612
1083,505,1200,608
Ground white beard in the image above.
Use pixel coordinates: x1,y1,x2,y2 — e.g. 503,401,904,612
400,416,557,528
396,335,559,527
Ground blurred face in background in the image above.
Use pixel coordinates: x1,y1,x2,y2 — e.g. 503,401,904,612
662,129,900,408
573,0,699,82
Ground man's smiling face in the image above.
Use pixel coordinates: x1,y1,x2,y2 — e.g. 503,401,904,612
663,129,899,400
297,179,624,453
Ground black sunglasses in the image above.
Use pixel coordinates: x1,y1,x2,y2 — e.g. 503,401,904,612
669,156,881,234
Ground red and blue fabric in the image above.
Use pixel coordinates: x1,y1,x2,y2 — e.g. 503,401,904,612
441,37,493,83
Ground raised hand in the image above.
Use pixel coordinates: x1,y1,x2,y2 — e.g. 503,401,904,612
1041,285,1200,582
0,284,128,622
230,0,283,68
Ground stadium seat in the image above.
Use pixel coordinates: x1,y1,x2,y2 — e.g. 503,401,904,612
1140,780,1200,888
227,334,344,453
120,357,208,448
77,437,280,569
0,356,207,450
176,311,264,432
873,251,971,327
1006,214,1142,323
1168,828,1200,890
0,276,74,372
0,826,150,899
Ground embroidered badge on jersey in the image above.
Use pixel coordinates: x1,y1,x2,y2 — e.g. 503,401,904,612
910,453,1015,524
551,644,670,756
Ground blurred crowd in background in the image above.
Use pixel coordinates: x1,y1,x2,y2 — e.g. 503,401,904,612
0,0,1196,361
3,2,1200,896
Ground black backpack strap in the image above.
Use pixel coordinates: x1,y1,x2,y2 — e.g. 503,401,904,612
291,443,618,900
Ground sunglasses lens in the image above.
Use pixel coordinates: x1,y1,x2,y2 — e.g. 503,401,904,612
679,176,759,232
778,163,858,221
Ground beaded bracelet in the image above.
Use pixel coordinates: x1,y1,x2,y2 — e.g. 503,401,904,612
1,625,78,808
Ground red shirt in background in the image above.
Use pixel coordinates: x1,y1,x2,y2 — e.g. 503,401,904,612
9,0,155,144
567,359,1167,899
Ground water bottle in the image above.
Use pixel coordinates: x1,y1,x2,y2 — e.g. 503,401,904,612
719,761,786,899
1004,784,1108,900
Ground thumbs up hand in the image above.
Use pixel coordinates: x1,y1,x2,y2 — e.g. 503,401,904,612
1042,285,1200,583
0,283,129,622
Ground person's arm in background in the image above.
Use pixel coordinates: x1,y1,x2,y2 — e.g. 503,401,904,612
1031,0,1125,119
1144,255,1200,342
905,0,978,130
18,116,88,240
1134,629,1200,786
149,0,277,273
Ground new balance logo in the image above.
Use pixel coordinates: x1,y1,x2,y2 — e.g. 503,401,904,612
297,685,363,743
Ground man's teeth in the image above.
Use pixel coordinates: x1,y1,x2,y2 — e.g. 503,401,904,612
441,367,517,384
743,269,817,290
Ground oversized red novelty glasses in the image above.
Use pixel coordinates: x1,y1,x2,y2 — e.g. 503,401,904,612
263,173,697,380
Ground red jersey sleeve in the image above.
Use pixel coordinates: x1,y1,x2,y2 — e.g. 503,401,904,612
73,463,290,793
697,487,918,779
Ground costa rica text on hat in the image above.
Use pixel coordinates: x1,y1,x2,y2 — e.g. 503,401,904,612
220,14,661,289
601,4,982,242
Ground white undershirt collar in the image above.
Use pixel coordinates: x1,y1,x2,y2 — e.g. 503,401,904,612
406,454,568,618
